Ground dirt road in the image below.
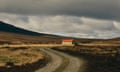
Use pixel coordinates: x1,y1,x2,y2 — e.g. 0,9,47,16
35,48,63,72
0,44,74,48
35,48,86,72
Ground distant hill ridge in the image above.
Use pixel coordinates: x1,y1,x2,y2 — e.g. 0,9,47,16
0,21,46,36
0,21,119,40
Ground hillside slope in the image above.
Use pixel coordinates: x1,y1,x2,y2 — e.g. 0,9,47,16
0,21,45,36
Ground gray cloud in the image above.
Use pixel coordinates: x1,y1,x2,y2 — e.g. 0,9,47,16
0,0,120,20
0,13,120,39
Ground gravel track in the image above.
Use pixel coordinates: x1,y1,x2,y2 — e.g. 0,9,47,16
35,48,63,72
35,48,85,72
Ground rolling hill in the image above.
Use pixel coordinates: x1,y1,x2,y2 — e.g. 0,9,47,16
0,21,44,36
0,21,120,44
0,21,63,44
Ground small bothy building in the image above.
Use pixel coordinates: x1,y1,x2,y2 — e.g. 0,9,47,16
62,39,73,45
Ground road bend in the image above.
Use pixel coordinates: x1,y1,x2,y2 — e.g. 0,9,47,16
35,48,86,72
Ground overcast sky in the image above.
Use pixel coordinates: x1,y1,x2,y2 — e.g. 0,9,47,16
0,0,120,38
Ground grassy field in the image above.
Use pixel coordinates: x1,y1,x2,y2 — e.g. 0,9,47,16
0,31,120,72
0,47,46,67
52,44,120,72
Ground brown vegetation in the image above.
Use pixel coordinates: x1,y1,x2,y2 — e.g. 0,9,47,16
0,47,48,72
0,32,61,44
52,39,120,72
0,47,46,67
1,31,120,72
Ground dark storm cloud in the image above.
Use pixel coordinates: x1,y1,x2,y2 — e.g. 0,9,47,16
0,0,120,39
0,0,120,20
0,13,120,39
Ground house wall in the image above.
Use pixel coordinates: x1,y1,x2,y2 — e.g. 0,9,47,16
62,42,73,45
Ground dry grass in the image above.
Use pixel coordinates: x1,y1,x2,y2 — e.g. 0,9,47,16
0,47,46,67
55,46,120,56
0,32,61,44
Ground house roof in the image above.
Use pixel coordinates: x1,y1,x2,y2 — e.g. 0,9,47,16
62,39,73,42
